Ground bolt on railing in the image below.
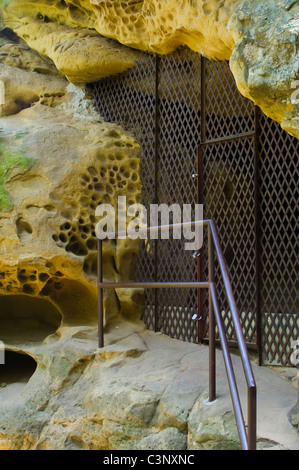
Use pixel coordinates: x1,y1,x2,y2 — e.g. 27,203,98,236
97,219,257,450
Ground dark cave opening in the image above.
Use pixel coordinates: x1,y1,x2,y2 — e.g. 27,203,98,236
0,350,37,385
0,294,62,344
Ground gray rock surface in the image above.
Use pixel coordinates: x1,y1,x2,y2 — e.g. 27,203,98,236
229,0,299,138
0,320,298,450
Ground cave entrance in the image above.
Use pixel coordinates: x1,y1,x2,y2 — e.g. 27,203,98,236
0,350,37,403
0,295,62,344
92,48,298,366
0,350,37,385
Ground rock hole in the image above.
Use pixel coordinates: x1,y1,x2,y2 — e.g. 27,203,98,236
106,130,121,138
94,183,104,192
0,350,37,385
0,350,37,406
22,284,35,295
16,218,32,242
14,98,34,111
44,205,55,212
87,167,97,176
60,222,71,230
0,295,62,344
66,241,88,257
39,273,50,282
17,269,27,282
59,233,67,243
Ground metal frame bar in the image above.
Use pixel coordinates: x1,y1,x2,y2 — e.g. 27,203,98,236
197,127,259,352
154,54,160,332
97,219,257,450
254,106,263,366
92,50,298,367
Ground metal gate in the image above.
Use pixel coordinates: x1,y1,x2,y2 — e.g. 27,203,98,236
92,48,298,366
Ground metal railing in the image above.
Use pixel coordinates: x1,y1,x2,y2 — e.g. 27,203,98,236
97,219,257,450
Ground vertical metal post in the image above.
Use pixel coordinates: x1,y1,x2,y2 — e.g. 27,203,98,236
97,238,104,348
202,58,216,401
154,54,160,332
208,224,216,402
254,106,262,366
200,56,206,145
248,386,257,450
197,56,207,343
196,146,204,341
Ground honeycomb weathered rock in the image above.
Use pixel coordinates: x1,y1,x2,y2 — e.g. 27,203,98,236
90,0,241,59
13,20,143,83
1,0,298,135
0,81,143,328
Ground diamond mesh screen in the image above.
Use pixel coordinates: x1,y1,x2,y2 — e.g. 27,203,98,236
92,48,298,365
201,139,257,344
93,52,157,330
201,60,257,344
259,114,299,365
156,50,201,342
205,60,255,140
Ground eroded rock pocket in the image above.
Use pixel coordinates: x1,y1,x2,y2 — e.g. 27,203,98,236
0,350,37,386
0,294,62,344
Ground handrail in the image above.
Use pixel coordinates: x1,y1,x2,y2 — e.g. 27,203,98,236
97,219,257,450
208,220,256,450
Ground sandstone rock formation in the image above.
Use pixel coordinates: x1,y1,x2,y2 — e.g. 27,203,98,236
0,32,143,329
1,0,298,137
13,20,143,83
0,0,298,452
0,0,96,30
90,0,241,59
0,28,63,77
0,63,67,115
229,0,299,138
0,321,298,450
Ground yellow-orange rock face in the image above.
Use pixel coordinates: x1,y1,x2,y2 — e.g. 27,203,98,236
90,0,242,59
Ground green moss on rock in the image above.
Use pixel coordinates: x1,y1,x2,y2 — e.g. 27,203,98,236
0,142,34,210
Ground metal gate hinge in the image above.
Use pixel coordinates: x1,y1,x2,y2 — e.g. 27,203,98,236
192,314,203,321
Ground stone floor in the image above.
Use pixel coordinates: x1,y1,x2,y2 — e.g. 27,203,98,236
104,321,299,450
0,320,298,450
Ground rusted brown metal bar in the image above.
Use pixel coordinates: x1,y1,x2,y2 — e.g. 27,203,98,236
254,105,263,366
210,282,249,450
208,223,216,402
97,219,257,450
198,131,255,147
209,219,257,450
196,148,205,342
98,281,209,289
97,238,104,348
